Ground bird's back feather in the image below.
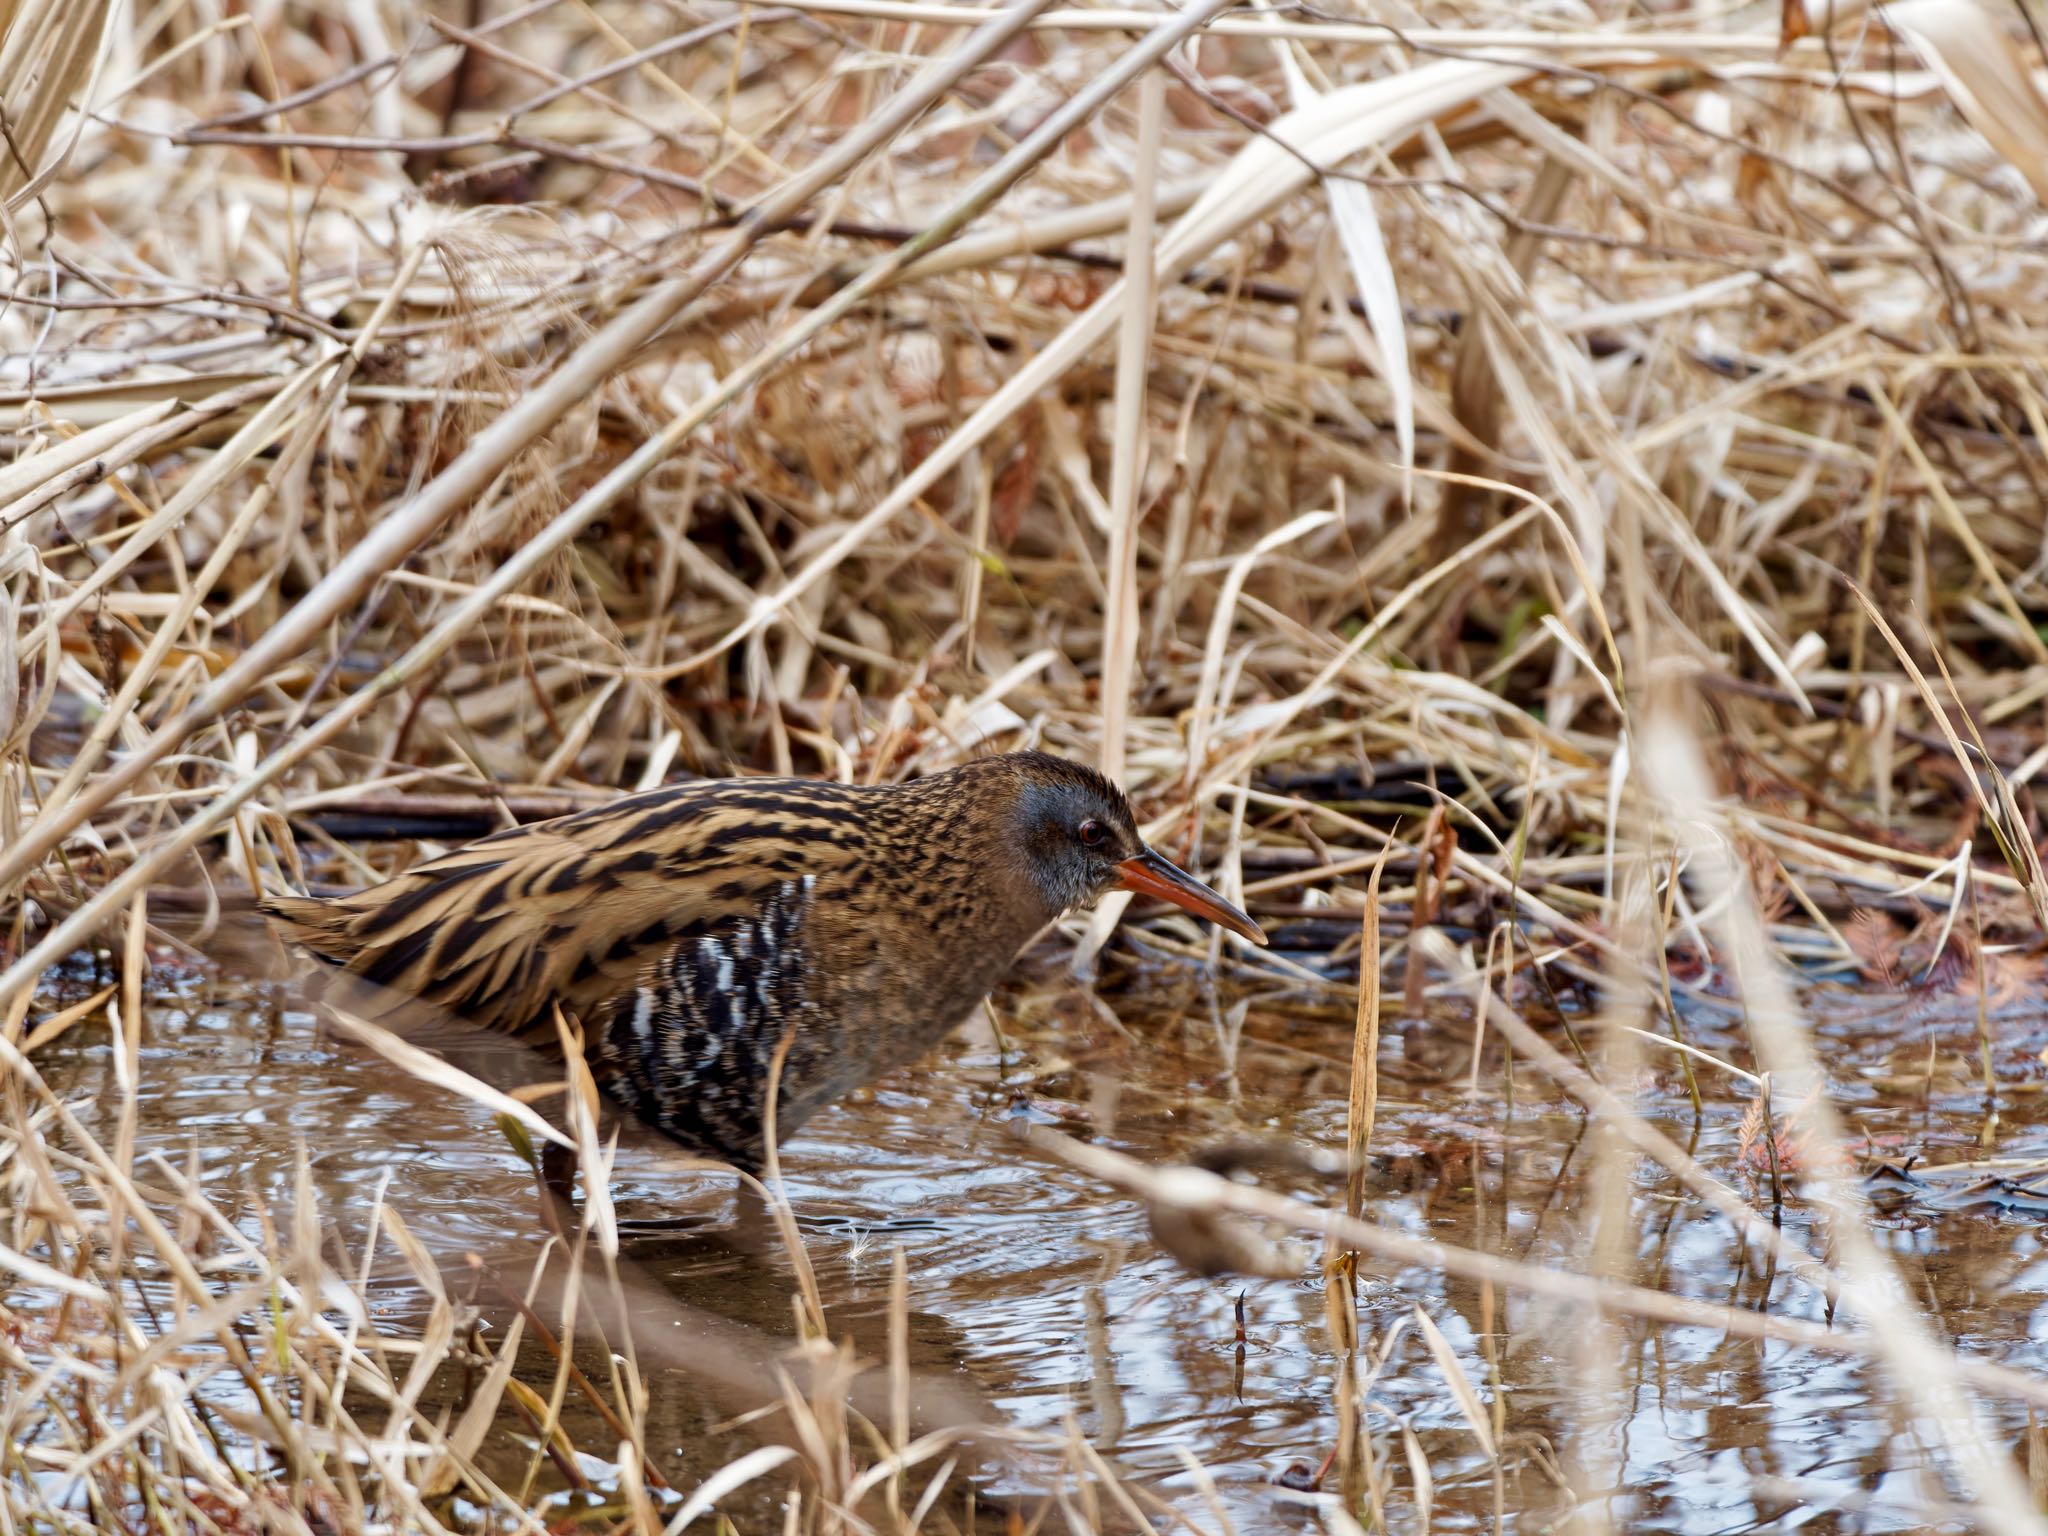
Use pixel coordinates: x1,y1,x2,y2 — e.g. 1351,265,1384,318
262,778,876,1039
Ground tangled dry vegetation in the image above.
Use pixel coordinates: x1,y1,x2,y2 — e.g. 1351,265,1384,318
8,0,2048,1528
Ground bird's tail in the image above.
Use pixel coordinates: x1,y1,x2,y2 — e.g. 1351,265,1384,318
258,893,357,963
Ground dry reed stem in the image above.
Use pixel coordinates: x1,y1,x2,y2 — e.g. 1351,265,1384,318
1642,709,2048,1536
1343,853,1384,1228
1097,67,1165,790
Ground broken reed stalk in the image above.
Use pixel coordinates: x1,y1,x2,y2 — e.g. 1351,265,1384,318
1345,852,1386,1227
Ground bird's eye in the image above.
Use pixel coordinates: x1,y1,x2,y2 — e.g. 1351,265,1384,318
1077,818,1108,848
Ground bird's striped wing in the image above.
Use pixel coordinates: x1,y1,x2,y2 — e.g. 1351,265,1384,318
261,780,864,1040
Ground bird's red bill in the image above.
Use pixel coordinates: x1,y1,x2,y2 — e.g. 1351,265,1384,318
1116,850,1267,946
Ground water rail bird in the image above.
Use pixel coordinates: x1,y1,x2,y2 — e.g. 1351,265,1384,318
263,751,1264,1173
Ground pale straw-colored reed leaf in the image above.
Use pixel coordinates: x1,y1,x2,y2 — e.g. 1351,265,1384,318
0,0,116,211
1413,1307,1498,1461
1883,0,2048,204
322,1005,575,1151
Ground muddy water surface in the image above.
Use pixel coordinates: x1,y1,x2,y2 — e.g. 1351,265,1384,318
29,948,2048,1534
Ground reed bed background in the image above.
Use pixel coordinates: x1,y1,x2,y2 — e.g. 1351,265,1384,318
6,0,2048,1528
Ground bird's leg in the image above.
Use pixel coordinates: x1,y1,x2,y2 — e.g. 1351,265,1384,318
537,1139,579,1237
540,1139,578,1201
493,1112,579,1237
728,1173,778,1255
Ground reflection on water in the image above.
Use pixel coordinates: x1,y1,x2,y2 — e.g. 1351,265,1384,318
22,949,2048,1533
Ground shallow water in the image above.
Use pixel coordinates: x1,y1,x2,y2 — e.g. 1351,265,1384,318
22,942,2048,1533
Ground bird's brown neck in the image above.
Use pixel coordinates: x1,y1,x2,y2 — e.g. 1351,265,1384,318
869,767,1061,956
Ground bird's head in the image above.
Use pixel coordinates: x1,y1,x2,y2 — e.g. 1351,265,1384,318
984,752,1266,945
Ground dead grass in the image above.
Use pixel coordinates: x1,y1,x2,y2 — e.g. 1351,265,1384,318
7,0,2048,1528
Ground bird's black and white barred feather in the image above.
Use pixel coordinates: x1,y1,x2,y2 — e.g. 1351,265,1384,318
594,875,818,1167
